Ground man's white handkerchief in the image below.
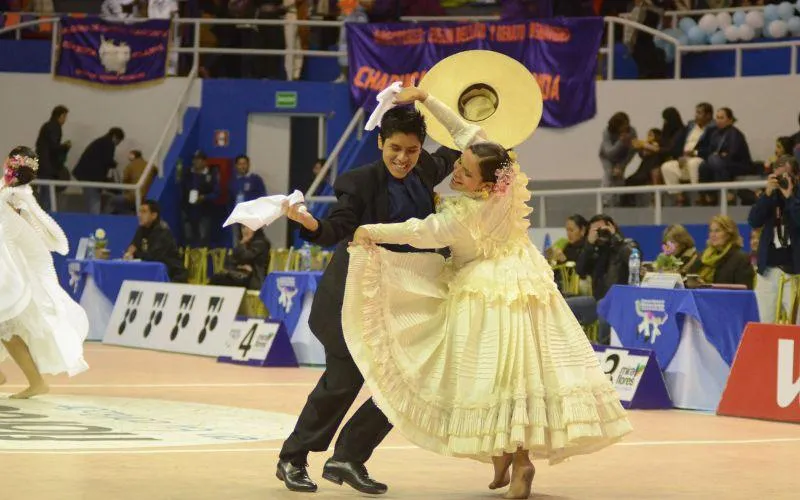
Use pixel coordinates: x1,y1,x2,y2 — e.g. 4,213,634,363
223,190,306,230
364,81,404,131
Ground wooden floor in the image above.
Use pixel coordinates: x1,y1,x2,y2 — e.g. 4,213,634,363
1,343,799,500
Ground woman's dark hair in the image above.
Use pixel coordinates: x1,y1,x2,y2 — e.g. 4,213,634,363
235,154,250,163
607,112,630,134
777,136,795,157
6,146,38,186
718,107,736,123
661,107,684,141
567,214,588,231
379,107,427,144
648,128,663,143
468,142,513,183
50,105,68,121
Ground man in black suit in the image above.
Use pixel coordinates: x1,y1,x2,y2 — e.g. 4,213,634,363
276,106,458,494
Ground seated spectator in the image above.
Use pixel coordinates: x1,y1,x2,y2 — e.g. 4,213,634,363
622,128,664,206
748,156,800,322
108,150,155,215
660,224,698,274
661,102,715,206
209,225,271,290
698,107,753,205
687,214,754,289
659,106,686,155
599,112,638,207
123,200,188,282
547,214,588,265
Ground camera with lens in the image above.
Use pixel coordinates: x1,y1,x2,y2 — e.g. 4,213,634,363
595,227,623,246
777,174,791,190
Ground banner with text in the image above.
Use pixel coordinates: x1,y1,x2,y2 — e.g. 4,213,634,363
347,17,604,129
55,17,170,86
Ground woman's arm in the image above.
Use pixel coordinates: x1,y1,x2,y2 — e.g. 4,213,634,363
355,210,468,250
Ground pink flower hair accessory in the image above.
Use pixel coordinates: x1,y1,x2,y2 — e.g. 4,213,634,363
491,150,517,196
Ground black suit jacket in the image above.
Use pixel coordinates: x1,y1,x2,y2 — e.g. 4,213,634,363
299,147,459,356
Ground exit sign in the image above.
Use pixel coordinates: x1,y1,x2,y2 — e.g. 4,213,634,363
275,91,298,109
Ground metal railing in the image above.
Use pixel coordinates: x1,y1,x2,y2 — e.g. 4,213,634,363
306,179,767,228
305,107,365,198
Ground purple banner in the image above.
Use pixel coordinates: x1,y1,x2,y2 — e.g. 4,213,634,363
347,17,604,128
56,17,170,86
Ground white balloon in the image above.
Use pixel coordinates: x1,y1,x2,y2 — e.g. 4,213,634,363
717,12,733,28
778,2,795,21
788,16,800,36
738,24,756,41
745,10,765,30
699,13,720,34
768,19,789,38
724,25,740,42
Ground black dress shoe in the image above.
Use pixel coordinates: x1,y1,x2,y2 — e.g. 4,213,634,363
321,458,387,495
276,460,317,493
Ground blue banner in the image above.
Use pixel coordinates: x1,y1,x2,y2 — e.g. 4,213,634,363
55,17,170,86
347,17,604,128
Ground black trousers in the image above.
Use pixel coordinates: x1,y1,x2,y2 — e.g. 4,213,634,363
279,349,392,466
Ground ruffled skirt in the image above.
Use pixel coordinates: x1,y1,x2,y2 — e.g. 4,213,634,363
342,246,632,464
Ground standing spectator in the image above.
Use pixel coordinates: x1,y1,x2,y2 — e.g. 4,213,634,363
661,102,715,206
34,105,71,211
336,0,371,83
108,150,155,214
101,0,142,18
748,156,800,322
698,107,753,205
229,154,267,205
599,112,638,207
182,150,221,247
73,127,125,214
123,200,188,282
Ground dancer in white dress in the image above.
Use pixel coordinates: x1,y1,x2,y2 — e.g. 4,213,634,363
0,146,89,398
340,88,633,498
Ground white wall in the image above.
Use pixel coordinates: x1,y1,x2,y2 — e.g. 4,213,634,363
0,74,202,175
430,75,800,184
247,114,292,248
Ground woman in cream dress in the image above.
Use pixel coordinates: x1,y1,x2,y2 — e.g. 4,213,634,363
0,146,89,398
341,89,632,498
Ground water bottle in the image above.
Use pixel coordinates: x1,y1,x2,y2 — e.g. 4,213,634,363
299,242,312,272
628,248,641,287
87,233,96,260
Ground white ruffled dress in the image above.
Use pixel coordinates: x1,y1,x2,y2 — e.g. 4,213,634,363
340,96,632,465
0,185,88,376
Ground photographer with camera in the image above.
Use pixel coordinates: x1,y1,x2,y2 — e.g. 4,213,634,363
748,155,800,323
574,214,638,344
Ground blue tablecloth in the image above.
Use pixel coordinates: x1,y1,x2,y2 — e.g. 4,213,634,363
67,259,170,303
598,285,759,369
261,271,324,337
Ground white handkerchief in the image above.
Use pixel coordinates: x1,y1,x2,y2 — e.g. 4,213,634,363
223,190,306,230
364,81,404,131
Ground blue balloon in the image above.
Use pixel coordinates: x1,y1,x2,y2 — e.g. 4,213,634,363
710,31,728,45
778,2,795,21
788,16,800,35
688,25,708,45
733,11,747,26
679,17,698,34
663,43,676,63
678,33,690,46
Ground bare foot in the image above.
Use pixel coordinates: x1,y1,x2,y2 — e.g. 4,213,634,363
489,454,512,490
9,382,49,399
504,463,535,499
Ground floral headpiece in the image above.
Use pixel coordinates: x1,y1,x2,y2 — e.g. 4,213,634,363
5,154,39,172
491,150,517,196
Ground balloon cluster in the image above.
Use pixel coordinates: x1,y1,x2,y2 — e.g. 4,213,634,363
655,2,800,61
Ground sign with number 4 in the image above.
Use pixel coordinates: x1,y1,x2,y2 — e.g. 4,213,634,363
218,319,298,368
